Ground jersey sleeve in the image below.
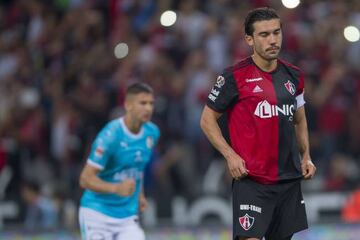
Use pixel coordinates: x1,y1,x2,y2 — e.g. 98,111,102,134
153,126,160,146
144,122,161,150
206,70,239,112
87,122,117,170
296,70,306,109
150,123,160,149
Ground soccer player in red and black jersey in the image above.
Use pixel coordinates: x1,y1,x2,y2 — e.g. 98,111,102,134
200,7,316,240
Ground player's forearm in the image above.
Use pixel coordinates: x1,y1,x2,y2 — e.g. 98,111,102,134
294,109,311,160
296,126,310,159
139,184,144,198
200,108,236,159
80,174,117,194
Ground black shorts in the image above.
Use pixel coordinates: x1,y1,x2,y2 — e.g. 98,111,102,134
232,178,308,240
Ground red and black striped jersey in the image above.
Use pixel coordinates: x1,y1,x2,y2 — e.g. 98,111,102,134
207,57,305,184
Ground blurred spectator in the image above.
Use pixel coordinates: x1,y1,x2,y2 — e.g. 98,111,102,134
324,153,359,191
20,181,58,231
341,188,360,223
313,64,349,164
0,0,360,227
0,145,5,172
152,136,198,217
346,92,360,158
175,0,208,49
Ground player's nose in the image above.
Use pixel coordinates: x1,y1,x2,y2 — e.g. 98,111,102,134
144,103,153,112
269,33,278,45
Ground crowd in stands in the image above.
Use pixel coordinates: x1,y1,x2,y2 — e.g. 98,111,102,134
0,0,360,229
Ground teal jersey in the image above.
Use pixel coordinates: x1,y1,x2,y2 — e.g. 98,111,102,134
80,117,160,218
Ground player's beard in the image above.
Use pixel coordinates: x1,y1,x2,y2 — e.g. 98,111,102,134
255,44,280,62
261,49,279,61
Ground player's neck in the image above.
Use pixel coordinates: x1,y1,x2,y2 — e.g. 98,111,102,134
251,54,277,72
124,115,142,134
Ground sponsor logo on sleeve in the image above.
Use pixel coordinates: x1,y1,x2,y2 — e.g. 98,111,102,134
211,88,220,96
208,75,225,102
208,93,217,102
146,136,154,149
215,75,225,88
95,147,104,157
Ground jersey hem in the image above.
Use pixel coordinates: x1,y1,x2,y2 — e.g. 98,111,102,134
79,203,137,219
79,206,138,220
248,175,303,184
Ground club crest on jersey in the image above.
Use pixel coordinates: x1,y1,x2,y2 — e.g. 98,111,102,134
239,214,255,231
284,80,296,95
146,136,154,149
215,76,225,88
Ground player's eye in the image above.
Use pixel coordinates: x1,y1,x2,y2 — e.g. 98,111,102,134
140,100,153,106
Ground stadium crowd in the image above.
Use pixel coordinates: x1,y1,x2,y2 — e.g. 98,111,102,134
0,0,360,229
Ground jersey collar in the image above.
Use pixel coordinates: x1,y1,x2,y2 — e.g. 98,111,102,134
119,117,144,139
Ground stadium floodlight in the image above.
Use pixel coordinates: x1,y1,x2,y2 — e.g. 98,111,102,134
160,10,177,27
281,0,300,9
344,25,360,42
114,42,129,59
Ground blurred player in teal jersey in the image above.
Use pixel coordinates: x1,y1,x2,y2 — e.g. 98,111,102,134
78,82,160,240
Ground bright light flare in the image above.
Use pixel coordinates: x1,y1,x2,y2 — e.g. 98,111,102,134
160,10,177,27
114,43,129,59
344,26,360,42
281,0,300,9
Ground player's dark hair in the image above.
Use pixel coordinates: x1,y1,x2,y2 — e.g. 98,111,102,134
126,82,153,96
244,7,280,36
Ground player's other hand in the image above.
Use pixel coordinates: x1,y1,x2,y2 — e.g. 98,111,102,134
139,194,148,213
301,159,316,180
226,152,249,180
114,179,136,196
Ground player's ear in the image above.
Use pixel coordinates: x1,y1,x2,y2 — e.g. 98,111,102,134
124,96,133,111
245,34,254,47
